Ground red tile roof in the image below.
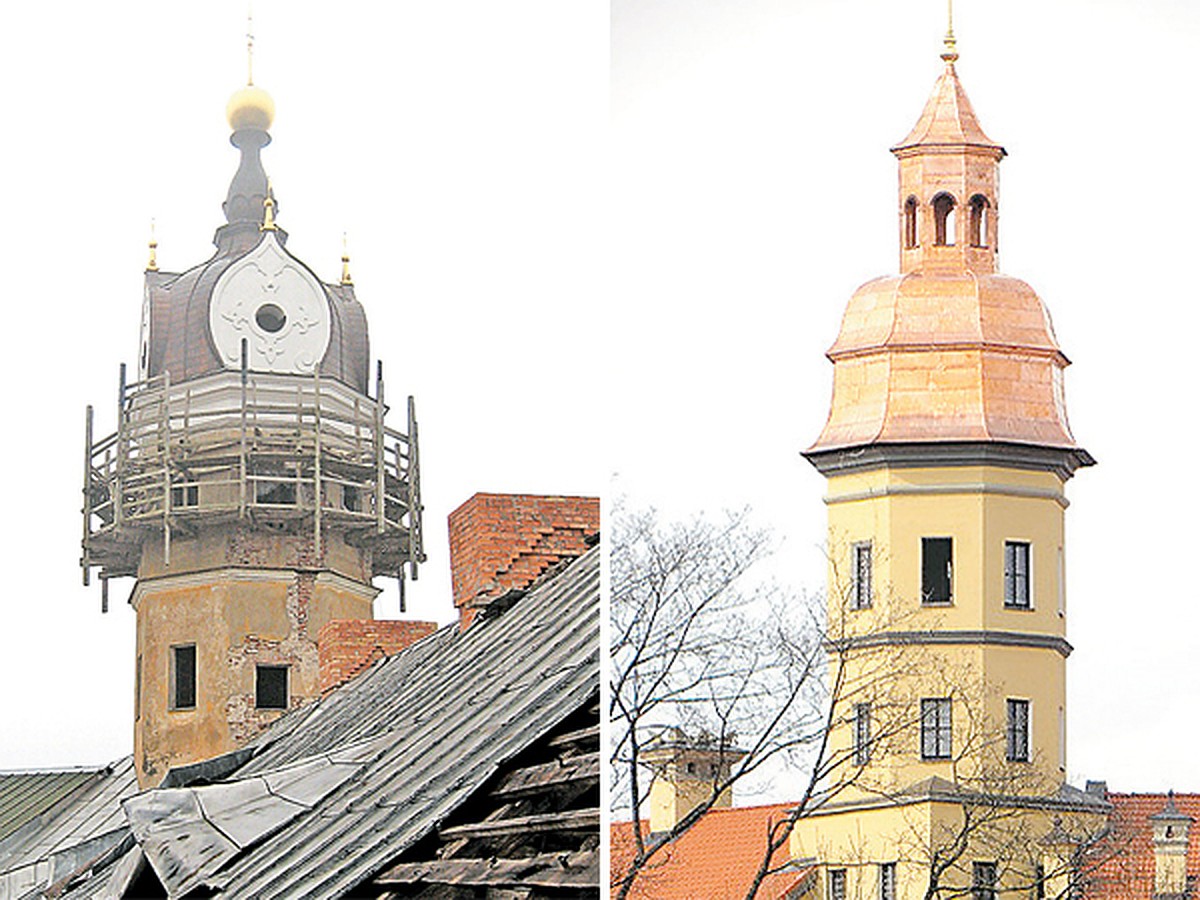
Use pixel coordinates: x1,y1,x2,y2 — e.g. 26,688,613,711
1084,793,1200,898
611,804,812,900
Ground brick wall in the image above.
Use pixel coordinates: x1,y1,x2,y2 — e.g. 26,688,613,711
447,493,600,629
317,619,437,693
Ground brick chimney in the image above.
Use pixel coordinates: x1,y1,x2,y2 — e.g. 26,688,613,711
448,493,600,630
317,619,437,693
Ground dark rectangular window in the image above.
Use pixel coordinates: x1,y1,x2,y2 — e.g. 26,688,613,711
921,537,953,603
852,542,872,610
879,862,896,900
854,703,871,765
973,862,997,900
171,481,199,508
1035,863,1046,899
1007,698,1031,762
171,644,196,710
920,698,952,760
256,665,289,710
829,868,847,900
1005,541,1031,608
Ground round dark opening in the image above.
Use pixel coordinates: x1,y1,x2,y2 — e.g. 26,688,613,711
256,303,287,333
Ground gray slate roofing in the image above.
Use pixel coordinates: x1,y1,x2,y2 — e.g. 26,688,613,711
0,757,137,899
124,543,599,898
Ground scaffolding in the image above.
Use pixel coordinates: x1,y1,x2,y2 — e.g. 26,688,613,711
81,363,424,597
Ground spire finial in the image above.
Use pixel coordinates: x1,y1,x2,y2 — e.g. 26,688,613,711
261,179,277,231
942,0,958,63
341,232,354,285
147,219,159,271
246,4,255,86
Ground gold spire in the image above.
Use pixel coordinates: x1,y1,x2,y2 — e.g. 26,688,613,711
261,180,278,231
340,233,354,285
147,219,159,272
226,3,275,131
942,0,958,62
246,4,255,85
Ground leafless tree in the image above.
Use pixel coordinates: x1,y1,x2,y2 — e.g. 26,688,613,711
609,505,925,900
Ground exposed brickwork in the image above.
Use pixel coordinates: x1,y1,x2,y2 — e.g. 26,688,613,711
317,619,437,693
447,493,600,629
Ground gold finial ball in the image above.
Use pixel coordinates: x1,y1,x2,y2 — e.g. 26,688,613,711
226,84,275,131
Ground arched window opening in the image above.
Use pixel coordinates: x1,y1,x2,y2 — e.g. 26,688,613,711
969,194,990,247
933,193,956,246
904,196,918,249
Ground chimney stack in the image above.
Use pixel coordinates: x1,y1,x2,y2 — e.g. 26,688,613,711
447,493,599,630
641,728,746,834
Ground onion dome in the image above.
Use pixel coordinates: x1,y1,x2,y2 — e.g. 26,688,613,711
806,44,1092,476
137,85,371,395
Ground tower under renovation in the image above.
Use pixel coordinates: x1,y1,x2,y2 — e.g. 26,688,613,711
81,72,424,787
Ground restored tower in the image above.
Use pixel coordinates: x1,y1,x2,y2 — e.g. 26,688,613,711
792,20,1106,898
81,74,424,787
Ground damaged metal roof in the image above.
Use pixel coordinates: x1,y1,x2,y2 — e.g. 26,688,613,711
123,544,599,898
0,757,137,899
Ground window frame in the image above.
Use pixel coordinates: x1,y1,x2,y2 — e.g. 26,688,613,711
879,862,897,900
921,537,954,605
972,861,997,900
854,703,871,765
1004,540,1032,609
255,664,290,711
920,697,952,760
1006,698,1031,763
829,868,847,900
170,643,197,711
852,541,873,610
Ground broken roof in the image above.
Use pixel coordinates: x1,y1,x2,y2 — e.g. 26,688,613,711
48,543,598,899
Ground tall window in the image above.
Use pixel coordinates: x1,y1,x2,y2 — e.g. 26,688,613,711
880,862,897,900
854,703,872,765
920,698,952,760
256,665,289,710
933,193,956,245
1035,863,1046,899
1004,541,1031,608
1007,699,1031,762
969,194,990,246
171,644,196,710
852,541,873,610
904,196,919,248
829,868,847,900
921,537,953,604
972,862,997,900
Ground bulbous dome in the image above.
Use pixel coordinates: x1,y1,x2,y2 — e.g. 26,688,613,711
810,272,1082,452
226,84,275,131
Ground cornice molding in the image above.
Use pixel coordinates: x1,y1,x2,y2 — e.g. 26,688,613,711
826,629,1073,659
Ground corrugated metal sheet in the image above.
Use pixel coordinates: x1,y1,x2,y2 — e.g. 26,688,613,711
0,771,95,844
130,545,599,899
0,758,137,900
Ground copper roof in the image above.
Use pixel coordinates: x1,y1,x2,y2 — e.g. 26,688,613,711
893,61,1004,156
809,271,1083,452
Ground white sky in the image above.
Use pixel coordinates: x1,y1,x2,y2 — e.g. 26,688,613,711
611,0,1200,796
0,2,606,768
0,0,1194,802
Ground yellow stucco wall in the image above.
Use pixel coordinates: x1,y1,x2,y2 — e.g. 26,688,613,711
820,464,1069,790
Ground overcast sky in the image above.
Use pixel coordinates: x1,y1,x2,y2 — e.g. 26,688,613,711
610,0,1199,795
0,0,1195,801
0,2,605,768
